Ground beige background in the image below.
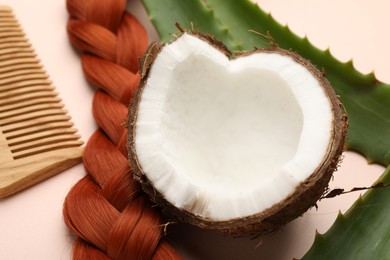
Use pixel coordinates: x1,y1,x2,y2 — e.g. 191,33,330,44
0,0,388,259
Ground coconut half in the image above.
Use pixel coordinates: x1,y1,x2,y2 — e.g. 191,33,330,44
127,32,347,235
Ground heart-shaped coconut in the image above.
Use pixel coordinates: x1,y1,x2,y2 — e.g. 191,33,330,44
128,32,347,235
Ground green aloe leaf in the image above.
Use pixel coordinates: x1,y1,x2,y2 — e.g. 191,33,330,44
302,166,390,259
142,0,390,165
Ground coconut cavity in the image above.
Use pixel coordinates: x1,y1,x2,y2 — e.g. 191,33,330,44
128,33,347,234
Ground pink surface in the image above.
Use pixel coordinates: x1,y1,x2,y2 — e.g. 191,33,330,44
0,0,388,259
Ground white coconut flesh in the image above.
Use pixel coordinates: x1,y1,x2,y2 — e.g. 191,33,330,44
134,33,333,220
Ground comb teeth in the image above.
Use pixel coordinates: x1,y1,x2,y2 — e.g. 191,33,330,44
0,6,83,197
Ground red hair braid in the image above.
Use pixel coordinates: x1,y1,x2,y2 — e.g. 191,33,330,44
63,0,181,259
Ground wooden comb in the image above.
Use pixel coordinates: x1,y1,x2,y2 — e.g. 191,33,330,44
0,6,83,198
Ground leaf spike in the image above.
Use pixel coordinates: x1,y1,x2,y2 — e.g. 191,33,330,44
313,229,326,243
221,26,229,34
323,47,331,56
302,35,310,44
284,24,292,32
206,8,214,16
345,59,354,68
267,12,275,21
355,193,365,205
346,194,365,211
366,70,377,82
235,43,243,49
366,156,374,164
250,1,258,7
336,210,346,221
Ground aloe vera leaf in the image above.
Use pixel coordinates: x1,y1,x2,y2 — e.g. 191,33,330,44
142,0,235,47
141,0,390,166
302,166,390,259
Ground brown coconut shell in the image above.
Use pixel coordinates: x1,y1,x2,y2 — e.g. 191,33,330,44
127,32,348,236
